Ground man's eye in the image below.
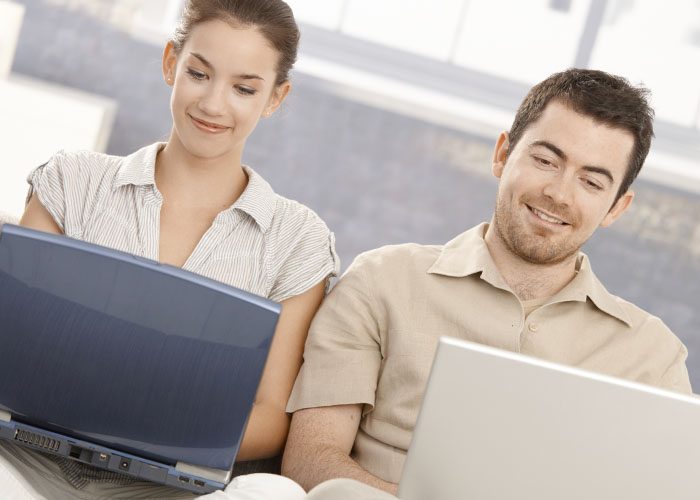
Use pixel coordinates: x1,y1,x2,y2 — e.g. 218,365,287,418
583,178,603,190
186,68,207,80
534,156,553,167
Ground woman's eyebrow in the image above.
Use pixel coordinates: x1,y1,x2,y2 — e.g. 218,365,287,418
189,52,264,81
190,52,213,70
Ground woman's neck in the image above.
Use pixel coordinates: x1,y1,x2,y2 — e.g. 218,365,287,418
156,135,248,211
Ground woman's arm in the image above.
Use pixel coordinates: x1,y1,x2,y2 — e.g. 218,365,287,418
236,280,326,460
22,190,323,459
19,195,62,234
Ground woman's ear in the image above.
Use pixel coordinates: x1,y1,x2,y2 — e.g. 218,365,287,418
162,41,177,86
263,81,292,117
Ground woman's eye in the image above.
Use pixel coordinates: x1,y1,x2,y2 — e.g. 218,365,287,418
186,68,207,80
235,85,257,96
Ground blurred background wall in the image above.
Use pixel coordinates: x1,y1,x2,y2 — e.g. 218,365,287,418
2,0,700,387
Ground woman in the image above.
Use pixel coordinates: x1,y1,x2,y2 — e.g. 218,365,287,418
6,0,337,498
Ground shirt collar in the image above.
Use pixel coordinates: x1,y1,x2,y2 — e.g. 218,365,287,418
427,222,632,326
427,223,506,286
113,143,277,232
551,255,632,327
113,142,161,188
225,165,276,232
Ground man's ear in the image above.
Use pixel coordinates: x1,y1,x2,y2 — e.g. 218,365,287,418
600,189,634,228
492,132,510,179
162,41,177,86
263,81,292,118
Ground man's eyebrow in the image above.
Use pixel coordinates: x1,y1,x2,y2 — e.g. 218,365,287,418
189,52,264,81
582,166,614,185
530,140,567,160
529,140,614,185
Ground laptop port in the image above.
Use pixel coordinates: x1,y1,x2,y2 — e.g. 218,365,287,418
193,479,205,487
69,445,82,459
118,458,131,471
178,476,190,484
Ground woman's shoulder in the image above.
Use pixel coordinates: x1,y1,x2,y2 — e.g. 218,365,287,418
243,166,332,238
33,149,126,192
264,193,339,301
47,148,122,172
34,143,163,195
269,192,332,238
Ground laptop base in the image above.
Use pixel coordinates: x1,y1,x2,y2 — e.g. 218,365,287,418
0,418,224,494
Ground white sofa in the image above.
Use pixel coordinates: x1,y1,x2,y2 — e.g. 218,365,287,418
0,211,19,228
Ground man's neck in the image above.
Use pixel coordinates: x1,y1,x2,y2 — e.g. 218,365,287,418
483,220,579,301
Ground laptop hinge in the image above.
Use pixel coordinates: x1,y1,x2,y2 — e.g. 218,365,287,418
0,410,11,423
175,461,231,484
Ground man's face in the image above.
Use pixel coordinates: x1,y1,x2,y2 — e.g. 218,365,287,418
491,100,635,265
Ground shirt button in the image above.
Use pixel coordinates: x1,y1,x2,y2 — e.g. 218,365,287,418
528,323,538,333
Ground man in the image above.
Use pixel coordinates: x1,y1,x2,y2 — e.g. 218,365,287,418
282,69,692,497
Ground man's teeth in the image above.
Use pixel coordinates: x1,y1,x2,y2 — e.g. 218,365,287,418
532,207,564,225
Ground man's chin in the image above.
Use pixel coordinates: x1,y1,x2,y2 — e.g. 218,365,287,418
515,244,578,266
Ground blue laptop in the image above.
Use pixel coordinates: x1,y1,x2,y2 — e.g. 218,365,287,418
0,224,281,493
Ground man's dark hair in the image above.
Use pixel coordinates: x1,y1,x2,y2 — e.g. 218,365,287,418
507,68,654,203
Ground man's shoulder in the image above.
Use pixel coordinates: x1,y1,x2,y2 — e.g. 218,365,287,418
351,242,443,276
609,293,679,342
607,293,691,393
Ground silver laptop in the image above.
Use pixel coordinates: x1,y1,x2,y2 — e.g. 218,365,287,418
399,337,700,500
0,224,281,493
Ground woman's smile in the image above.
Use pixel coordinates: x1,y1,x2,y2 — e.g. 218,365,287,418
188,113,230,134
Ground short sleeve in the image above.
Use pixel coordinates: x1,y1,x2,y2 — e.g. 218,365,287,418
26,153,69,231
268,214,340,303
659,344,692,394
286,252,383,413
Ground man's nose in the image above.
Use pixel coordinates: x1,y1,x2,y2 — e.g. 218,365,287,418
542,171,575,206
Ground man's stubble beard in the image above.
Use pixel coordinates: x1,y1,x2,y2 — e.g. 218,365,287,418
493,193,582,266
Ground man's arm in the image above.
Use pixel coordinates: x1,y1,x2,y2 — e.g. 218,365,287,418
282,405,398,495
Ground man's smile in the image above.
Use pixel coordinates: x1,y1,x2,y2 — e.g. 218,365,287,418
526,204,570,226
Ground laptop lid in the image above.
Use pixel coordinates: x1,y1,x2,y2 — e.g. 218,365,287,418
0,224,281,475
399,336,700,500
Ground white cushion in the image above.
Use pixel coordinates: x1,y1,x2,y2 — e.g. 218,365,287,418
0,211,19,227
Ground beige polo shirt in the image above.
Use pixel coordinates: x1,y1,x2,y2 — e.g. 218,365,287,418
287,223,692,484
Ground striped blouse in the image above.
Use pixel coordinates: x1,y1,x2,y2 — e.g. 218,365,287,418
24,142,339,489
27,142,339,303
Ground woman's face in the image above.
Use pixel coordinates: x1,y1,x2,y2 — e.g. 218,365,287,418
162,19,289,162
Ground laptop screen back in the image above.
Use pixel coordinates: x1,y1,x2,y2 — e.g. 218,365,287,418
0,225,280,471
399,337,700,500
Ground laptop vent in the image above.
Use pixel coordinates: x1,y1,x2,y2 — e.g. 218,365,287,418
14,429,60,452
